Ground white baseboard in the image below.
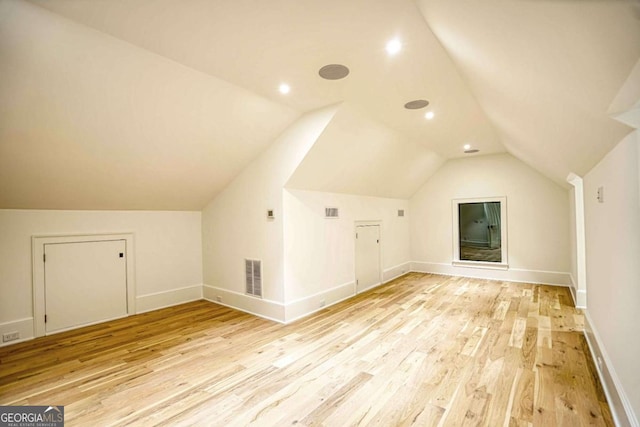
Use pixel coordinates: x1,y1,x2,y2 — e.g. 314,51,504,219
0,285,203,347
584,312,639,427
135,284,203,314
284,281,355,324
357,281,383,294
284,268,411,324
0,317,34,347
410,261,571,286
575,289,587,309
569,274,578,306
383,262,411,283
201,264,413,325
568,274,587,309
203,285,285,323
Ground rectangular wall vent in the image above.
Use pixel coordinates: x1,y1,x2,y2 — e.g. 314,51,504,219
398,209,405,217
245,259,262,297
325,207,339,218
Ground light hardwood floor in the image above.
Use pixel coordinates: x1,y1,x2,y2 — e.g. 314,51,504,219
0,273,613,426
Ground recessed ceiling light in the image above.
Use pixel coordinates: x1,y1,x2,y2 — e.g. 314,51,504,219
386,38,402,55
319,64,350,80
425,111,435,120
279,83,290,94
404,100,429,110
464,144,479,154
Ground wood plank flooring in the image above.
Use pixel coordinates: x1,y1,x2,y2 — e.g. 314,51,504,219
0,273,613,426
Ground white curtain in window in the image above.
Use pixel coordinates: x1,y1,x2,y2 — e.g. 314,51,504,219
484,202,501,249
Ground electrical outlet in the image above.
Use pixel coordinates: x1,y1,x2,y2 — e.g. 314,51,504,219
216,296,222,303
3,331,19,342
319,299,326,308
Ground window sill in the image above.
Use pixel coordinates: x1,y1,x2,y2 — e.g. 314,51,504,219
452,260,509,270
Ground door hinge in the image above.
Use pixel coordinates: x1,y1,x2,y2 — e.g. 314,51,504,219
356,233,358,239
44,314,47,323
43,253,46,263
356,279,358,285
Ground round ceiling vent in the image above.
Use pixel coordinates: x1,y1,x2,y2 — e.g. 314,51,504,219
318,64,350,80
404,99,429,110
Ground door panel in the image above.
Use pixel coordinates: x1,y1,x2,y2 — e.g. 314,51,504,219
355,225,381,294
44,240,127,334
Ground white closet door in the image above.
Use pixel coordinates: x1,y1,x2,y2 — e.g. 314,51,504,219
44,240,127,334
355,225,381,294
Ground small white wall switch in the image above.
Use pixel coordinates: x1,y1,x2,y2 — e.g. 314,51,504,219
597,186,604,203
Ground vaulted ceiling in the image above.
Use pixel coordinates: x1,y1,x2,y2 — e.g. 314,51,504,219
1,0,638,210
417,0,640,183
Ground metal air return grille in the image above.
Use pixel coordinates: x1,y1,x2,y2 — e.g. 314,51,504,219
245,259,262,297
325,207,339,218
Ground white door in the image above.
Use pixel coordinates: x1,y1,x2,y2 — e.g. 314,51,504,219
44,240,128,334
355,225,381,294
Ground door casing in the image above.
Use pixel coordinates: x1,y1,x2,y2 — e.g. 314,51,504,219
32,233,136,337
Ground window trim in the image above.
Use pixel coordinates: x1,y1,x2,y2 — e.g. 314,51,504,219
452,197,508,270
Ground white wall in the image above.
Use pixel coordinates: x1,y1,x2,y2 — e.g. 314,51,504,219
410,153,571,284
583,131,640,423
201,106,338,321
283,189,410,321
0,209,202,343
286,104,444,199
